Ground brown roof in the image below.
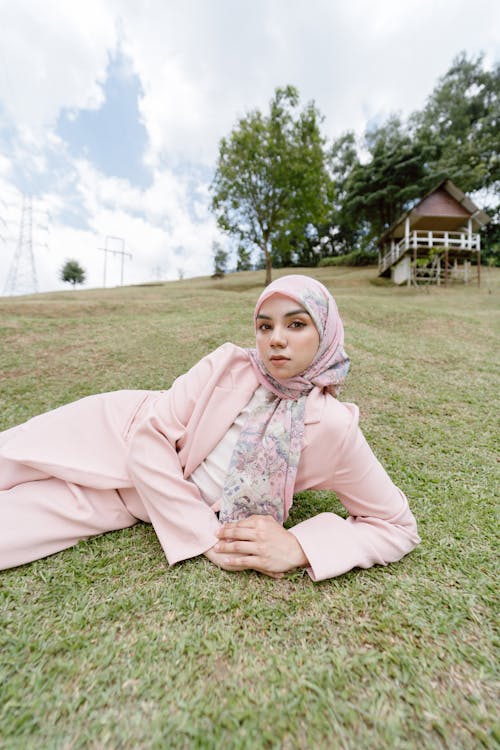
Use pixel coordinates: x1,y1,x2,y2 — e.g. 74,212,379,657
378,179,491,244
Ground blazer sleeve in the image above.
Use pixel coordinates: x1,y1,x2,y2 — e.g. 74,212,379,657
289,402,421,582
126,348,227,565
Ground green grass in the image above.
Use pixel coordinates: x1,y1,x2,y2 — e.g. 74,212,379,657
0,267,498,749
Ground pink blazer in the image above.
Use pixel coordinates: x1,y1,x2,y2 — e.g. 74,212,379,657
0,343,420,581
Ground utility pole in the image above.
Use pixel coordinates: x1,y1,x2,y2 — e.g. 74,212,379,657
98,235,132,287
0,200,7,245
3,195,38,296
151,264,164,281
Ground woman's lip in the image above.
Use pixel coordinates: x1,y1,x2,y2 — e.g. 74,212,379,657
270,356,289,361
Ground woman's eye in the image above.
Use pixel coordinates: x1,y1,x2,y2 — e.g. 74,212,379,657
258,323,271,331
290,321,306,329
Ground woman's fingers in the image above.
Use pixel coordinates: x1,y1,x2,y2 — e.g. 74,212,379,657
204,544,283,578
217,514,277,540
222,553,285,579
215,539,257,554
217,523,256,540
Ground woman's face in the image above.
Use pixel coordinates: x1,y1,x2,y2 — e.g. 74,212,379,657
255,294,320,380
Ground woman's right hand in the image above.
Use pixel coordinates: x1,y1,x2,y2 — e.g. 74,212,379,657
203,542,284,579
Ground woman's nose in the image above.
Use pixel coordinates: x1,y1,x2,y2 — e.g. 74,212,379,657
270,325,287,347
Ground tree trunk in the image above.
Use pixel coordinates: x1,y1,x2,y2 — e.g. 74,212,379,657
264,240,272,286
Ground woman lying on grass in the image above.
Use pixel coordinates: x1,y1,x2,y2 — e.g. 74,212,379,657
0,275,420,579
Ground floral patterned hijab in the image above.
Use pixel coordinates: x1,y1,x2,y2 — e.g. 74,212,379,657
219,275,350,524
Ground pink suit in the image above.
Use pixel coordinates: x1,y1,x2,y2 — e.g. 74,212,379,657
0,343,420,579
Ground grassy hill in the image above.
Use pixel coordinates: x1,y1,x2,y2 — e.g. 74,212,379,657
1,267,498,748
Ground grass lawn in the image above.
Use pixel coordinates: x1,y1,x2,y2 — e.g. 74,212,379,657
0,267,498,749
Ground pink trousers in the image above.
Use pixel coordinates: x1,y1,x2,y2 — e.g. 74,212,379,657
0,454,138,570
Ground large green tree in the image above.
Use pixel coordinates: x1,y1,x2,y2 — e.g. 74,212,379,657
411,52,500,195
335,116,438,249
211,86,332,284
324,131,363,255
412,53,500,262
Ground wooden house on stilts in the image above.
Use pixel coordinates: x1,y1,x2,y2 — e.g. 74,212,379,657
378,180,491,286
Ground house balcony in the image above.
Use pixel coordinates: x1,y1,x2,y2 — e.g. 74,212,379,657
378,230,481,275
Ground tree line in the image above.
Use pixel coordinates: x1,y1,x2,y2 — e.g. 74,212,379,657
211,53,499,283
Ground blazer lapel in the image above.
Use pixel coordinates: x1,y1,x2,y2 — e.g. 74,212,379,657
181,368,258,477
304,388,325,425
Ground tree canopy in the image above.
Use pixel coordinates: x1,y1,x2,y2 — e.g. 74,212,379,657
212,241,228,277
61,259,86,287
411,52,499,196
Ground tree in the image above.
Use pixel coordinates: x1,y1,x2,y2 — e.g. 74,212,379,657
315,118,438,259
236,245,252,271
317,131,366,259
411,52,500,195
211,85,332,284
411,52,500,262
61,259,86,287
341,115,437,246
212,241,228,277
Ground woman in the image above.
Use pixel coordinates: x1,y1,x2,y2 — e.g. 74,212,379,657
0,275,420,579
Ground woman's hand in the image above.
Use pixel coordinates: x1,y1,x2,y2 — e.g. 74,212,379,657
204,541,284,579
204,515,309,578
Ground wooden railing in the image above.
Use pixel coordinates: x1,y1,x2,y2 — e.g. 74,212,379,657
379,230,480,274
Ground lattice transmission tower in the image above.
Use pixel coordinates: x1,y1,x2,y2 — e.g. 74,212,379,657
3,195,38,296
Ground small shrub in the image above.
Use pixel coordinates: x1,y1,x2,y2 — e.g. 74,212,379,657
61,259,86,286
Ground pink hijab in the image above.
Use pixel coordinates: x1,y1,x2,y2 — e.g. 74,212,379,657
219,275,350,524
249,274,349,398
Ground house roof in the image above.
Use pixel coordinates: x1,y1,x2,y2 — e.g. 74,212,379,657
378,179,491,245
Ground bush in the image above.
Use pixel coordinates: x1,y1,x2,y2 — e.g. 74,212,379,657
318,250,377,267
61,259,86,286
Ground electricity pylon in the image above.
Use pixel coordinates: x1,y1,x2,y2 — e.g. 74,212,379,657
3,195,38,296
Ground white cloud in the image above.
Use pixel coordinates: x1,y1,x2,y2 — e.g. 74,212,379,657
73,157,219,260
57,159,217,290
0,0,117,130
115,0,500,163
2,0,499,155
0,153,12,178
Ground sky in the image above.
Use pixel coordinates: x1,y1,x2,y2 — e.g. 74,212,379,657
0,0,499,295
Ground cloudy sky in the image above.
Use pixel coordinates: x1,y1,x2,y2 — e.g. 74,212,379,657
0,0,499,294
